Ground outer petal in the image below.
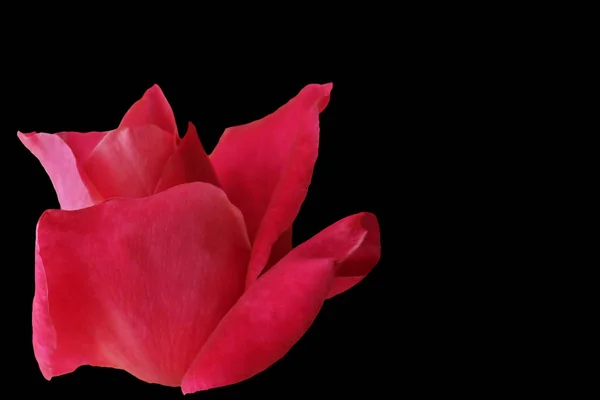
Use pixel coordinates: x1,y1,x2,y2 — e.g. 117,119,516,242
33,182,251,386
17,132,101,210
210,83,333,287
83,125,177,199
119,84,178,136
181,212,380,394
154,122,220,193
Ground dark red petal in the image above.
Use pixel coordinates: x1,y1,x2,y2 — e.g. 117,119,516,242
119,84,178,136
210,83,332,287
154,123,220,193
265,227,292,268
180,212,379,394
83,125,177,199
33,182,250,386
57,131,108,162
17,132,102,210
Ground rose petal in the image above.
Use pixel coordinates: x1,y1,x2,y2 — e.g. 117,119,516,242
119,84,178,137
32,234,56,380
33,182,250,386
154,123,220,193
18,85,178,208
83,125,177,199
57,131,108,162
265,227,292,268
210,83,333,287
17,132,102,210
181,212,379,393
326,213,381,298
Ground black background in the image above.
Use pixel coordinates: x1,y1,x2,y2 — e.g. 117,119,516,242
6,47,399,398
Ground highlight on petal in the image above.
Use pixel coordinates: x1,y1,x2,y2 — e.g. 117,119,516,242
17,132,102,210
154,123,220,193
83,125,177,199
33,182,251,386
119,84,178,137
181,212,380,394
210,83,333,287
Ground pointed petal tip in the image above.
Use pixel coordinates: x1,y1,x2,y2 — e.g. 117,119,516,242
308,82,333,90
149,83,162,91
304,82,333,94
41,369,53,381
119,83,177,136
180,381,206,395
142,83,167,99
17,130,35,139
17,131,46,149
315,82,333,95
305,82,333,111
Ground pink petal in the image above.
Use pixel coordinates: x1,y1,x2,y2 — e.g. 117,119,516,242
119,84,178,136
17,132,102,210
210,83,333,287
83,125,177,199
154,123,220,193
33,182,250,386
57,131,108,162
181,212,380,394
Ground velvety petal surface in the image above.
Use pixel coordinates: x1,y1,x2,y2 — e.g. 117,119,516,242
181,212,380,393
119,84,178,137
83,125,177,199
210,83,333,287
154,123,220,193
33,182,251,386
17,132,101,210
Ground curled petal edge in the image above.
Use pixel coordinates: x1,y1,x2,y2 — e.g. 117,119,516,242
181,212,380,394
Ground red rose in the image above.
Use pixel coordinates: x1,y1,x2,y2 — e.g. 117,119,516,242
21,84,381,393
